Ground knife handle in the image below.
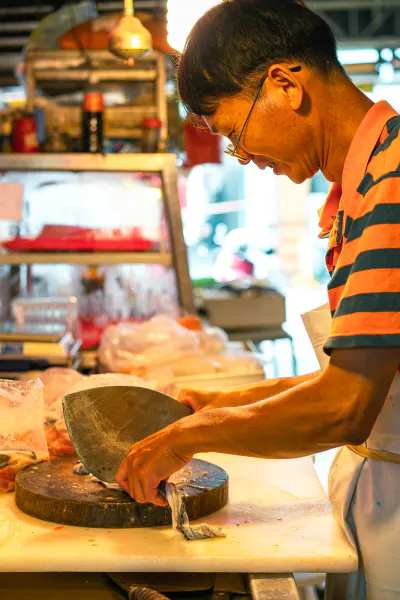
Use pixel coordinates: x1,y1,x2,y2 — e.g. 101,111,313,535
158,480,168,500
129,587,171,600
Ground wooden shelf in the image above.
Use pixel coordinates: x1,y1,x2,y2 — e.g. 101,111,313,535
34,69,157,82
0,252,172,266
0,153,176,172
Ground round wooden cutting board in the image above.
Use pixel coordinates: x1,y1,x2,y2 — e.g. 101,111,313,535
15,457,229,528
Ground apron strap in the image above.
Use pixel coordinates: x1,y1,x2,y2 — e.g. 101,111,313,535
347,444,400,465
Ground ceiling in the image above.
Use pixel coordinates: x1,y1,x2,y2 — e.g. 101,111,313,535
0,0,399,87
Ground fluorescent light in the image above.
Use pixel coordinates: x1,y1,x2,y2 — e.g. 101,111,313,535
379,63,395,84
338,48,379,65
167,0,222,53
380,48,394,62
394,48,400,59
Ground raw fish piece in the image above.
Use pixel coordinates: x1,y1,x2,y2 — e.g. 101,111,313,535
89,475,122,490
72,461,120,488
73,461,89,475
160,481,226,541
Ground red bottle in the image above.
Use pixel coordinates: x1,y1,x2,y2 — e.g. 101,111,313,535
12,114,39,153
141,118,162,153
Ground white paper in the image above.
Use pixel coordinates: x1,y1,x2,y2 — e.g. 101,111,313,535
301,303,332,369
0,183,23,221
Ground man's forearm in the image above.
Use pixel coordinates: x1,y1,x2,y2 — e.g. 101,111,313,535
176,370,371,460
235,370,320,406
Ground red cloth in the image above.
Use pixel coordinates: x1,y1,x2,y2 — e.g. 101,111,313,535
183,120,221,168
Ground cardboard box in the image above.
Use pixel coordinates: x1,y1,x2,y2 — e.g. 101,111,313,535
203,291,286,330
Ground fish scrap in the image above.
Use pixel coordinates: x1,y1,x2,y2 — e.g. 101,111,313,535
159,481,226,541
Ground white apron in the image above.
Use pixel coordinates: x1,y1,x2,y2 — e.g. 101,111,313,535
302,305,400,600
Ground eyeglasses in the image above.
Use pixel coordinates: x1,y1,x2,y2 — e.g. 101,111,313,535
224,66,302,162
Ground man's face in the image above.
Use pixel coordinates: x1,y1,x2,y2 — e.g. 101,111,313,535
203,66,321,184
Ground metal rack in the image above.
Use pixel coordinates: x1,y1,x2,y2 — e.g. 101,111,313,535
25,49,168,151
0,153,194,314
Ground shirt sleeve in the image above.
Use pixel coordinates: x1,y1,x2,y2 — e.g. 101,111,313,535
324,169,400,355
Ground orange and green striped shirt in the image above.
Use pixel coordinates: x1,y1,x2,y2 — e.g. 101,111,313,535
318,100,400,354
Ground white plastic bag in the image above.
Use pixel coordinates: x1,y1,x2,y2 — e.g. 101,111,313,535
209,351,264,374
0,379,48,493
99,315,264,381
99,316,199,376
198,327,228,354
65,373,154,396
39,368,85,408
171,356,219,378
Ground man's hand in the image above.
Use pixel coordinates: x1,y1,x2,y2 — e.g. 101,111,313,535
115,423,193,506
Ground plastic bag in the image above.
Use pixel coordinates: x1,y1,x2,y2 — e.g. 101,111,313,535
65,373,155,396
171,356,219,378
0,379,48,493
99,313,267,380
208,351,264,374
99,315,199,376
98,315,264,382
44,373,154,458
198,327,228,355
39,368,85,408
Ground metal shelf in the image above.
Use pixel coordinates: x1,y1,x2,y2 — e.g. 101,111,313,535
25,49,169,151
0,252,172,266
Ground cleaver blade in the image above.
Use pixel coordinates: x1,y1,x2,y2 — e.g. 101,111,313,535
62,386,192,483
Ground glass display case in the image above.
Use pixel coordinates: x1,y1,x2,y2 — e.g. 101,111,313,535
0,153,193,348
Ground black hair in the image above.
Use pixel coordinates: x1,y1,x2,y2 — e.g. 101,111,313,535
177,0,344,117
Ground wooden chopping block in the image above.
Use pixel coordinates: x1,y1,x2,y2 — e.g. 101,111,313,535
15,457,229,528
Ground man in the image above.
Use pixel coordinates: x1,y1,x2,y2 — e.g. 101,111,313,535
116,1,400,597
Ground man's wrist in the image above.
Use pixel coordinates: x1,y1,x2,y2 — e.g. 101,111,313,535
173,412,215,456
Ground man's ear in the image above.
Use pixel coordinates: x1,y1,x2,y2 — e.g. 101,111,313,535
267,64,304,111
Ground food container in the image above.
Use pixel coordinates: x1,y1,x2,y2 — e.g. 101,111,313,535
141,118,162,153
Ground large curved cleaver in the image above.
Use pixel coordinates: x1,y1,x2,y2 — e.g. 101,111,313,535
62,386,192,483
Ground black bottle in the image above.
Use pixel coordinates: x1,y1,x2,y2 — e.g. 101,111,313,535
82,92,104,153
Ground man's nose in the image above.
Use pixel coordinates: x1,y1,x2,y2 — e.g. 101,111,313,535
238,148,253,166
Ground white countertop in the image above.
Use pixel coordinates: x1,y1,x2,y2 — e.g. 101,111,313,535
0,453,358,574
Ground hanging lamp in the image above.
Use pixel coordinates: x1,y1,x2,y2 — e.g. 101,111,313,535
108,0,153,63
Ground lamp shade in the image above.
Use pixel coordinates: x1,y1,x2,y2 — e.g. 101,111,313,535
108,13,153,60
